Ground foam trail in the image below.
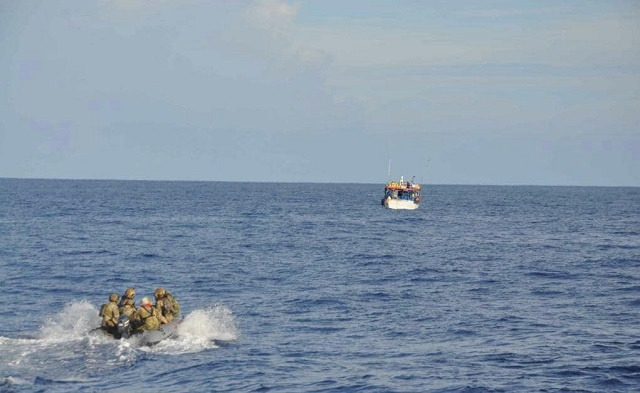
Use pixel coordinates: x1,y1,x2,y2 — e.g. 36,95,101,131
0,301,241,385
2,301,237,360
146,304,238,354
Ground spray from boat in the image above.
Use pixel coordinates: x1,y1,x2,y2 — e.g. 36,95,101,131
1,300,238,368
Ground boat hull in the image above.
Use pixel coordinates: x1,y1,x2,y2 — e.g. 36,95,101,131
382,175,422,210
138,320,179,346
383,197,419,210
115,314,180,346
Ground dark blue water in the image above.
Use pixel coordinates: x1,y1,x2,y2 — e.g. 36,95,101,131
1,179,638,392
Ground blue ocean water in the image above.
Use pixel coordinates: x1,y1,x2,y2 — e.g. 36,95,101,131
0,179,638,392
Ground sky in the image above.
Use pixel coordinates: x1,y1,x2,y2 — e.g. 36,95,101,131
1,0,638,186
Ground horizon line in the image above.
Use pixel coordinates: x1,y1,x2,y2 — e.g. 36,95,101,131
1,176,637,188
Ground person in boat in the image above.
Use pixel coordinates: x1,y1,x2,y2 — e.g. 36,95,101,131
132,297,167,331
154,287,180,323
99,293,120,336
117,287,136,309
119,298,136,318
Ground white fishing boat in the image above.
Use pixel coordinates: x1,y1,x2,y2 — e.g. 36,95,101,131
381,175,421,210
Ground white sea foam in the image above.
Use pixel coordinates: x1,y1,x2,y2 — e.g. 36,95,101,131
179,304,238,341
144,304,238,354
38,300,102,342
1,300,236,369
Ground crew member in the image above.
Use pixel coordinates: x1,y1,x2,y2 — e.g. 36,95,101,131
154,287,180,323
100,293,120,336
132,297,167,331
119,298,136,318
118,287,136,309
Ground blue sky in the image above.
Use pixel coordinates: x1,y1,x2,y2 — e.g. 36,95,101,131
1,0,638,186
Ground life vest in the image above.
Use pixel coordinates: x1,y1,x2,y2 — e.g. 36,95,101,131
136,306,160,330
165,293,180,316
138,306,155,320
100,302,117,318
119,305,136,318
101,302,119,328
117,297,131,308
158,293,180,317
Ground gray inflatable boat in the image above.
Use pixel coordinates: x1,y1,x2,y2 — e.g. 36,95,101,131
117,315,180,346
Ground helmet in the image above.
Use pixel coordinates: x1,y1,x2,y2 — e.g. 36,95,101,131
124,288,135,298
154,287,166,299
109,293,119,302
140,297,152,306
126,298,135,306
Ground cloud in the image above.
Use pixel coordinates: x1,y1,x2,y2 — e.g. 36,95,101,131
297,13,639,70
285,4,640,135
244,0,299,34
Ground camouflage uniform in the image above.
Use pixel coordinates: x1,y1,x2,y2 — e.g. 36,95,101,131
154,288,180,324
100,294,120,334
117,288,135,309
119,298,136,318
133,304,166,331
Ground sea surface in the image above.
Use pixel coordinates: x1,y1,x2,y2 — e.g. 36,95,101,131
0,179,638,392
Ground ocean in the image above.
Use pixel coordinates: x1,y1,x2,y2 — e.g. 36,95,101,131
0,179,638,392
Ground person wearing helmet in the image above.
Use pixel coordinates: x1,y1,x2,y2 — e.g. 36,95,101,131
132,297,167,331
154,287,180,323
118,287,136,309
119,298,136,318
99,293,120,336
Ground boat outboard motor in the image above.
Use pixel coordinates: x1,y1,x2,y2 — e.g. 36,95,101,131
117,315,134,339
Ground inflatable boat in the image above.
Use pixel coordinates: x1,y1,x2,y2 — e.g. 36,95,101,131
116,314,180,346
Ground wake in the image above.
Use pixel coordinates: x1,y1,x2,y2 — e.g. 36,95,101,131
1,300,238,365
147,305,238,354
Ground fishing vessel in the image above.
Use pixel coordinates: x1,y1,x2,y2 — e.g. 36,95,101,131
382,175,421,210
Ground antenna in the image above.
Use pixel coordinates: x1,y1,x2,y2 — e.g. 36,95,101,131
387,157,391,181
421,158,430,184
